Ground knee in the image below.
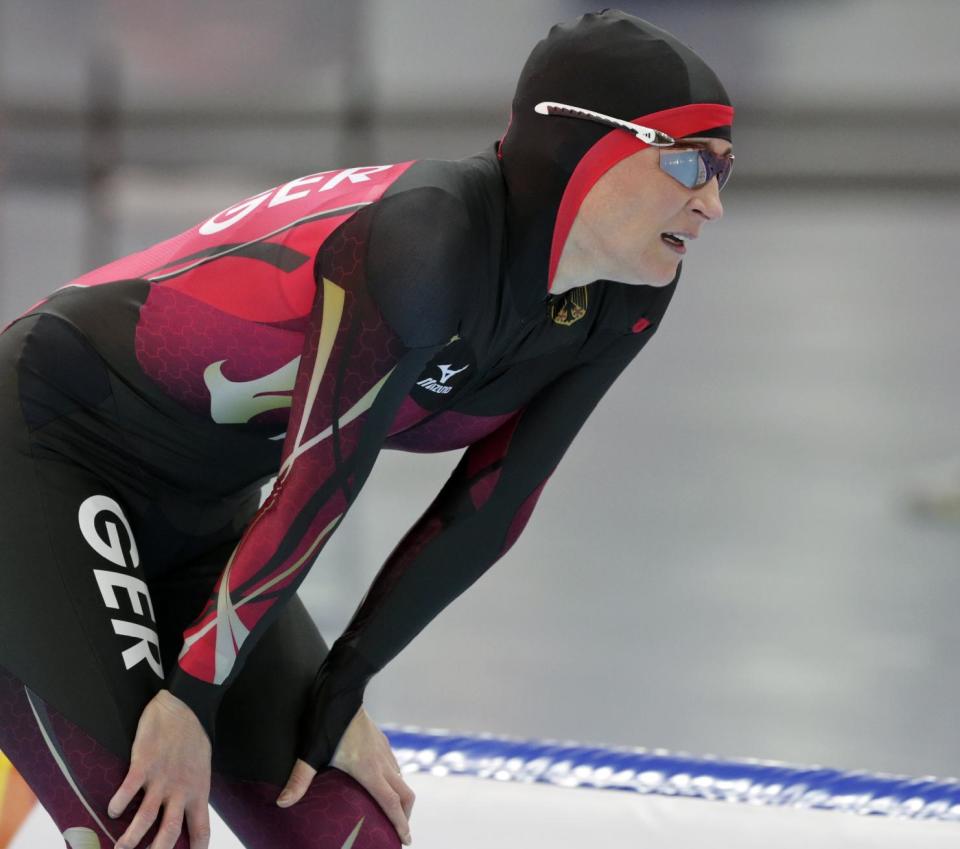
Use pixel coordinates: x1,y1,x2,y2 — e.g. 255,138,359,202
212,767,402,848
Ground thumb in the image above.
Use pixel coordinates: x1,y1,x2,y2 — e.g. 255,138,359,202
277,758,317,807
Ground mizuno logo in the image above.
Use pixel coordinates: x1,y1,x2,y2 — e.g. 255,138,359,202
437,363,468,383
417,363,469,395
204,357,300,424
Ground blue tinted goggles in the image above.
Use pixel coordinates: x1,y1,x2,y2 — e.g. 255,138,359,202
535,101,734,191
659,147,734,191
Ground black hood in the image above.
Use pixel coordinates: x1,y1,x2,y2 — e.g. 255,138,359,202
498,10,733,310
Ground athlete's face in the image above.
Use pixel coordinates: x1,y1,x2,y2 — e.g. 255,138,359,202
560,137,729,289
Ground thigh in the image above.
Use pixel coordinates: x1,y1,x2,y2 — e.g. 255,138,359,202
155,537,403,848
0,663,188,849
0,321,164,757
150,541,329,786
209,768,401,849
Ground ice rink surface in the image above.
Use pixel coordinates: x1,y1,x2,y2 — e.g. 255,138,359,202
11,772,960,849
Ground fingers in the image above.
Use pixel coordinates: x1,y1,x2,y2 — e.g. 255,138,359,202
385,768,416,821
278,756,414,845
108,764,146,819
372,777,412,846
185,802,212,849
113,789,161,849
149,802,185,849
380,733,413,820
277,758,317,807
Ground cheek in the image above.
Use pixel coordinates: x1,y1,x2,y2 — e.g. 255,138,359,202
627,179,686,230
627,195,678,249
650,181,690,224
579,166,687,260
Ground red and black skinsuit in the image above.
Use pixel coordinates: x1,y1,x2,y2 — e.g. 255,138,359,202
0,12,732,849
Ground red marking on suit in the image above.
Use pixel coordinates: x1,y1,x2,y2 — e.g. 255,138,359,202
502,478,550,554
64,162,413,305
386,409,517,453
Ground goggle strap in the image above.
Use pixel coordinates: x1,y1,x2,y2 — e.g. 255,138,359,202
534,101,676,147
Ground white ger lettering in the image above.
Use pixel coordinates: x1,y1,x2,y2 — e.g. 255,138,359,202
78,495,139,569
111,620,163,678
197,165,395,236
319,165,392,192
78,495,162,679
93,570,157,622
268,172,331,207
199,188,273,235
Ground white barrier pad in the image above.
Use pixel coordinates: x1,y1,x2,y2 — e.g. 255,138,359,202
403,772,960,849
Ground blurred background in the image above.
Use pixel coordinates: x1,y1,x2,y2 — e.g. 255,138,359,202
1,0,959,781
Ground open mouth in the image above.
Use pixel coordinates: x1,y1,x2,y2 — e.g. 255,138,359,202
661,232,688,254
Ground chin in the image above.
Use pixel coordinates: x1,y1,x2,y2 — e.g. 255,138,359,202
628,262,680,288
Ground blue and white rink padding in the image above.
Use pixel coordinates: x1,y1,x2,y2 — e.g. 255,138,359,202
12,727,960,848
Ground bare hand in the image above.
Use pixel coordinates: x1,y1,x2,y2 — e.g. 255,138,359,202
278,706,414,845
108,689,212,849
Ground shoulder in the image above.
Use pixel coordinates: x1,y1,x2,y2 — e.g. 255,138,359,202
370,161,476,286
362,158,503,347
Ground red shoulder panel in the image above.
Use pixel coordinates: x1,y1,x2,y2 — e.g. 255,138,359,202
63,162,415,322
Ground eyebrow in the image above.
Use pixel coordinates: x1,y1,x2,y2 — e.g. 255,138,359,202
680,138,733,155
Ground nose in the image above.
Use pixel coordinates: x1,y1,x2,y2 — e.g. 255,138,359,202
689,177,724,222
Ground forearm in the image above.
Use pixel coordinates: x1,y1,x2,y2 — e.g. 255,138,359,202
300,438,548,766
